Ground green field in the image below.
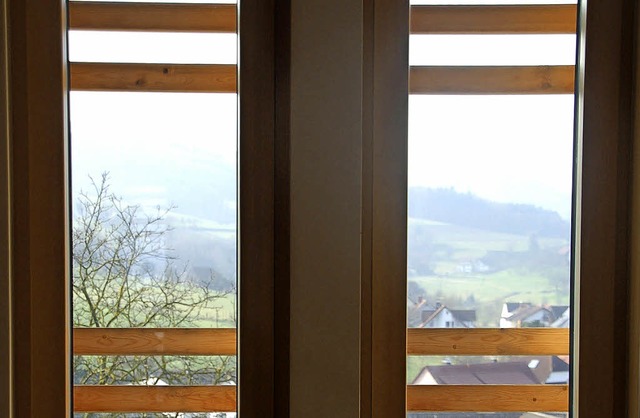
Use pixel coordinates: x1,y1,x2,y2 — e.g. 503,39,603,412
194,292,237,328
411,271,569,327
408,219,571,326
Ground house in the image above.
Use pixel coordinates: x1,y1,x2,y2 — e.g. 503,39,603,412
500,303,569,328
417,303,476,328
412,356,569,386
550,307,570,328
1,0,634,416
456,260,490,274
545,356,570,384
412,360,542,385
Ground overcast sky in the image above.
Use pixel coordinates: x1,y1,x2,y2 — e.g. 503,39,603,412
68,2,578,220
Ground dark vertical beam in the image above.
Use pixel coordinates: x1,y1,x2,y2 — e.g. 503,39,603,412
274,0,291,416
8,0,70,416
576,0,636,415
371,0,409,417
361,0,374,415
239,0,277,417
628,0,640,414
0,0,11,415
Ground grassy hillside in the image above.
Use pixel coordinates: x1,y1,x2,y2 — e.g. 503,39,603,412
408,217,570,327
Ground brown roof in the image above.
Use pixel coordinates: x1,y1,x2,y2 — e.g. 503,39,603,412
413,361,542,385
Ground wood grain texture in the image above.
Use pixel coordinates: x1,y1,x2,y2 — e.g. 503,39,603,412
70,63,236,93
411,5,577,34
70,64,573,95
410,65,575,95
73,328,236,356
69,2,575,34
9,0,71,415
407,384,569,412
73,327,570,356
69,2,236,33
74,385,236,412
408,328,569,356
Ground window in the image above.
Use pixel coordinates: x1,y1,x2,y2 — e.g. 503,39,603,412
3,0,638,416
68,2,239,415
406,3,576,416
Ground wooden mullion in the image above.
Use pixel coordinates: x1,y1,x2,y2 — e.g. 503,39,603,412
9,0,71,415
74,385,236,412
407,384,569,412
238,0,277,416
370,0,409,417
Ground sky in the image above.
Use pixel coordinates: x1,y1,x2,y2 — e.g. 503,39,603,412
68,2,578,221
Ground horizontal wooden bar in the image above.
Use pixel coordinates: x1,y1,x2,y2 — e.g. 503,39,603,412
75,384,565,413
407,384,569,412
408,328,570,356
410,65,575,94
69,3,575,35
73,328,236,356
70,64,572,95
74,385,236,412
411,5,577,34
74,328,569,356
70,63,236,93
69,2,236,33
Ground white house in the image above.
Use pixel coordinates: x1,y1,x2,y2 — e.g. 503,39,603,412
500,302,568,328
418,303,476,328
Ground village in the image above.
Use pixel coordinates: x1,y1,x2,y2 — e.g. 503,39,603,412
407,299,569,418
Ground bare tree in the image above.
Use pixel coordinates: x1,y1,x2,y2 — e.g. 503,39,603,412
73,174,235,418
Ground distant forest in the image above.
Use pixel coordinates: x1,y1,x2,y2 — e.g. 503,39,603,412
408,187,570,238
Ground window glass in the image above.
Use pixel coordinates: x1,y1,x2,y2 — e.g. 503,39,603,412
69,3,238,415
411,0,575,4
407,2,576,416
408,95,573,328
410,35,576,66
69,32,237,64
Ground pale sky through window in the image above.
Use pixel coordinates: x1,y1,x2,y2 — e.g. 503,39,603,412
69,1,577,220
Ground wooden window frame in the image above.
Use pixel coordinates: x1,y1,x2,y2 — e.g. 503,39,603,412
3,0,285,416
0,0,10,415
1,0,639,416
7,0,71,416
575,0,637,416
